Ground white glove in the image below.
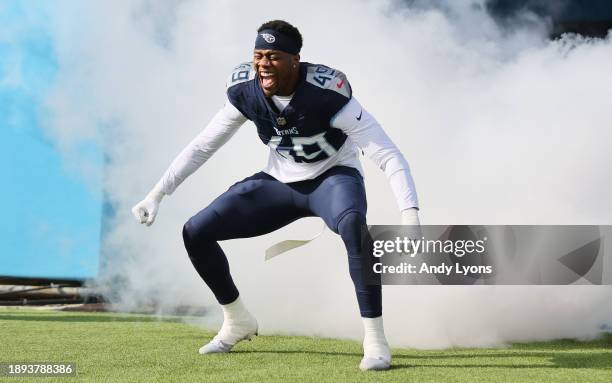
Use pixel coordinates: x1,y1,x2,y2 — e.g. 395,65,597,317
401,207,420,226
131,185,165,226
401,207,422,240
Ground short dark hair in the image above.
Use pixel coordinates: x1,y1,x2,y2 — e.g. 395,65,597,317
257,20,303,52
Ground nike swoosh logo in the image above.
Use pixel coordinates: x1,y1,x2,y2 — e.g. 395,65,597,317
356,110,362,121
336,79,344,88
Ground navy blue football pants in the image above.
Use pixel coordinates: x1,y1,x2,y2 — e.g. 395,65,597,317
182,165,381,318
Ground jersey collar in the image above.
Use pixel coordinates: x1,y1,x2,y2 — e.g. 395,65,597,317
256,63,307,118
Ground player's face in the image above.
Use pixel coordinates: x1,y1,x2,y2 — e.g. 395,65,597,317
253,49,300,97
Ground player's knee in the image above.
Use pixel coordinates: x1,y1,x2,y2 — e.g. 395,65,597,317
337,210,366,255
182,215,214,248
337,210,366,235
182,219,196,247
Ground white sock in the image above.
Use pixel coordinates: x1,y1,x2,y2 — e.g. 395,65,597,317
362,316,391,361
216,296,256,344
221,296,250,324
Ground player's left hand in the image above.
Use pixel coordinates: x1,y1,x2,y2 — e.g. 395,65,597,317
401,208,420,226
401,208,422,240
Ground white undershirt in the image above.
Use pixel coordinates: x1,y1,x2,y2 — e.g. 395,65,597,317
270,94,293,111
156,96,418,211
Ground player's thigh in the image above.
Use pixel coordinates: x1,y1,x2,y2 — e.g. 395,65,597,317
185,172,308,240
308,166,367,233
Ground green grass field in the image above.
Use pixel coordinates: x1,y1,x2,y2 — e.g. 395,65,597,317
1,308,611,382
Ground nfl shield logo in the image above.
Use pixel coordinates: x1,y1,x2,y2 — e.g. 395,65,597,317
276,117,287,126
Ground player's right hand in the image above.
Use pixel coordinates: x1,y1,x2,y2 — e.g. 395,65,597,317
131,189,165,226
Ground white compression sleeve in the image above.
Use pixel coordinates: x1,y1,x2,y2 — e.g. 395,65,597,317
331,97,419,210
157,100,247,195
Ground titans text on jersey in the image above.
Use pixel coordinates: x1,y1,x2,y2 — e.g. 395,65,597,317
156,62,418,211
227,62,351,163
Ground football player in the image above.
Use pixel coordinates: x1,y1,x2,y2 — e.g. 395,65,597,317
132,20,420,371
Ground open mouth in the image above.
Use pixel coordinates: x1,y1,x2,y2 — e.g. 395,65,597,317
259,71,277,91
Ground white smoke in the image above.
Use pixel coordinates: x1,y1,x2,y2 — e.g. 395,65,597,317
36,0,612,348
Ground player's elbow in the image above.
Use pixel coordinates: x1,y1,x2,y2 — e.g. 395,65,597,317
379,152,411,176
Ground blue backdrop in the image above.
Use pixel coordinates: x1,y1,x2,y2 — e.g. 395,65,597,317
0,2,102,281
